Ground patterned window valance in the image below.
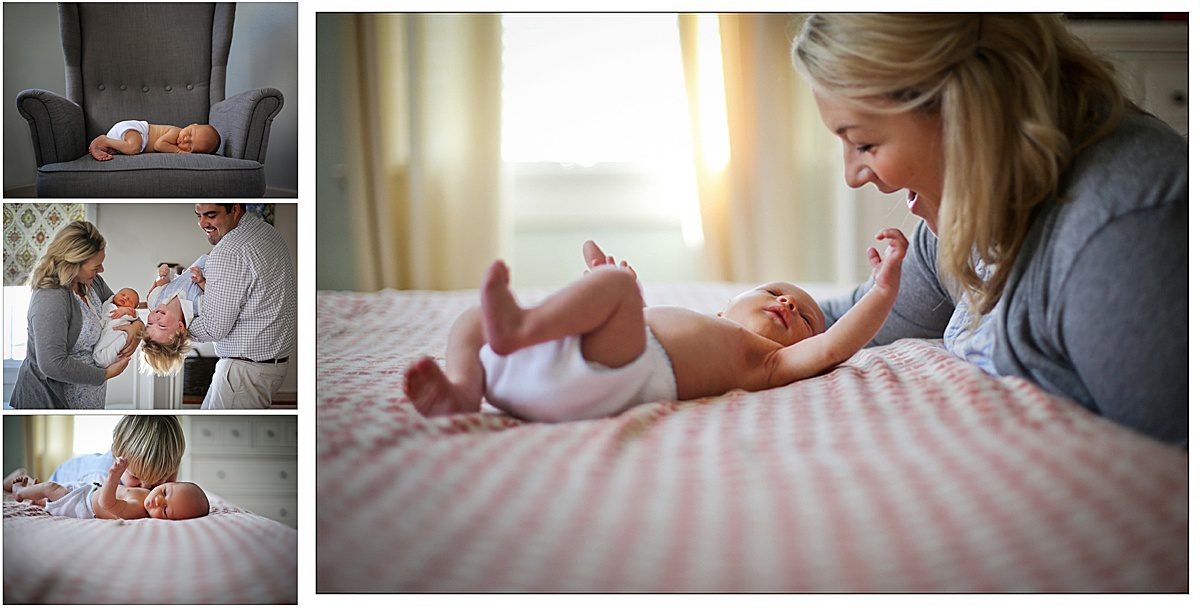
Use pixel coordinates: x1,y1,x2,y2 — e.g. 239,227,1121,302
3,203,88,287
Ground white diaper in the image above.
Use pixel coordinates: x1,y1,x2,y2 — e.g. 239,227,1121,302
45,482,98,519
106,120,150,153
480,326,677,422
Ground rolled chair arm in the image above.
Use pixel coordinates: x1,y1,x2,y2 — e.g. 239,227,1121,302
210,88,284,163
16,89,86,167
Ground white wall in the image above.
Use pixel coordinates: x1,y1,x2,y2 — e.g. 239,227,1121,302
93,203,298,406
2,2,299,194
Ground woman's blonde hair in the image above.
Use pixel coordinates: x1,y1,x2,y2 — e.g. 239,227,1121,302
29,220,106,290
793,14,1128,314
111,415,185,487
139,329,192,376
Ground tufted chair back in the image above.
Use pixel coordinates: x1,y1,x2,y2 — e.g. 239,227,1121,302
59,2,234,139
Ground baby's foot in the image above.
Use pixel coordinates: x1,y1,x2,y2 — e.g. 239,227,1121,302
480,261,526,355
3,468,29,492
89,137,113,161
402,357,479,416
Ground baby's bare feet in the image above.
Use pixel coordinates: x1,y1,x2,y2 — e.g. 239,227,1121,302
402,357,478,416
89,136,113,161
3,468,29,492
480,261,526,355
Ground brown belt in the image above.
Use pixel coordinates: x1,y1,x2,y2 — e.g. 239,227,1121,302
225,356,289,364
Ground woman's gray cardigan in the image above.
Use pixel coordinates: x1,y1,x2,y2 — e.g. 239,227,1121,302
10,276,114,408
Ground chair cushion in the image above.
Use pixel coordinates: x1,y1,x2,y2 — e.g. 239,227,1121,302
36,153,265,197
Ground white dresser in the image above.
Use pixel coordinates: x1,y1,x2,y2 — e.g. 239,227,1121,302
182,416,298,529
1070,20,1188,136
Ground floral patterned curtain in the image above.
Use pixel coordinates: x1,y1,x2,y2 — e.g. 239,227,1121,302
3,203,88,286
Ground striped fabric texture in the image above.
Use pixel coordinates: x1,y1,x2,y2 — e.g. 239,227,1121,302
3,493,297,603
317,285,1187,593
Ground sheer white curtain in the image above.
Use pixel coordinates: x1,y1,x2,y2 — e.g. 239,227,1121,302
679,14,842,283
326,14,503,291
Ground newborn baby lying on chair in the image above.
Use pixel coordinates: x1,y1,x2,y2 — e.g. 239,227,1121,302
404,228,908,422
9,457,209,521
89,120,220,160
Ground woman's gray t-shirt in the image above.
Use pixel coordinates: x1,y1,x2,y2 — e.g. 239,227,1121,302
820,112,1187,446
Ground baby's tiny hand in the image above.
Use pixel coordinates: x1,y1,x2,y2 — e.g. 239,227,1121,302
109,456,129,477
867,228,909,293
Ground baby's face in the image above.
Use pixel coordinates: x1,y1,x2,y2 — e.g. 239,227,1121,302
114,288,139,308
721,281,826,347
178,124,219,154
144,482,209,520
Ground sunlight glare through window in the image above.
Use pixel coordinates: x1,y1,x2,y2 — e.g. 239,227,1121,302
500,14,695,167
73,416,119,456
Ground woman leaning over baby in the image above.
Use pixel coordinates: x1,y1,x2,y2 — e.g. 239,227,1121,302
11,221,144,408
794,14,1186,446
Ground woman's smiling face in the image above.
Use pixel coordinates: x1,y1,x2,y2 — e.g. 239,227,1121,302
814,90,946,234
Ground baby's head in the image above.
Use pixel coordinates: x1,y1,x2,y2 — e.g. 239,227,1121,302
178,124,220,154
139,299,192,375
111,415,185,489
718,282,826,347
113,287,139,308
143,481,210,520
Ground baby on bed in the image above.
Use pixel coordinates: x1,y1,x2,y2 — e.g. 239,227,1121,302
140,255,208,375
403,229,908,422
89,120,220,161
94,287,141,367
9,457,208,521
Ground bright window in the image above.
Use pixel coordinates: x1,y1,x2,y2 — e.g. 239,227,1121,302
3,286,31,360
500,15,704,287
72,415,119,456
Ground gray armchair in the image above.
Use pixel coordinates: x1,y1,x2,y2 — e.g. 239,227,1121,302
16,3,283,197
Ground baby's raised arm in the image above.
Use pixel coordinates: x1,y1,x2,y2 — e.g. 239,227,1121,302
94,457,147,520
765,228,908,385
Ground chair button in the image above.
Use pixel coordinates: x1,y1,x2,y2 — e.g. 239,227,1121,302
187,84,194,90
119,84,127,91
97,84,105,91
141,86,149,92
165,85,172,92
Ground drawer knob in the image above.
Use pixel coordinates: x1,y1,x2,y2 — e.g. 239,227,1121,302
1171,90,1186,106
217,470,226,479
279,470,288,479
280,508,288,517
202,429,212,437
267,430,276,438
231,429,240,437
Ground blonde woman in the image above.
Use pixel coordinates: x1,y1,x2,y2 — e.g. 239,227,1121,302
793,14,1186,446
11,221,144,408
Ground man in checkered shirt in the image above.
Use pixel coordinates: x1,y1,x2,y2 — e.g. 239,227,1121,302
189,203,296,408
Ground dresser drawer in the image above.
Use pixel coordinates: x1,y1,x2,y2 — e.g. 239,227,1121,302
190,417,253,450
232,494,298,529
192,457,297,491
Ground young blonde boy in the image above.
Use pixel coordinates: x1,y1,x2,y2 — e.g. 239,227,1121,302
404,229,908,421
4,415,185,492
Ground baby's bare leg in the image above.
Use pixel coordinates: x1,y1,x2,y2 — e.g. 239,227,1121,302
13,480,67,506
481,260,646,368
403,307,487,416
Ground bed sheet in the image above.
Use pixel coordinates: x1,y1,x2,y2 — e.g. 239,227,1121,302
317,285,1187,593
3,491,297,603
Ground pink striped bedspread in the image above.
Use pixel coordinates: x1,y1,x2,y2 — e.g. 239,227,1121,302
317,285,1187,593
3,492,297,603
